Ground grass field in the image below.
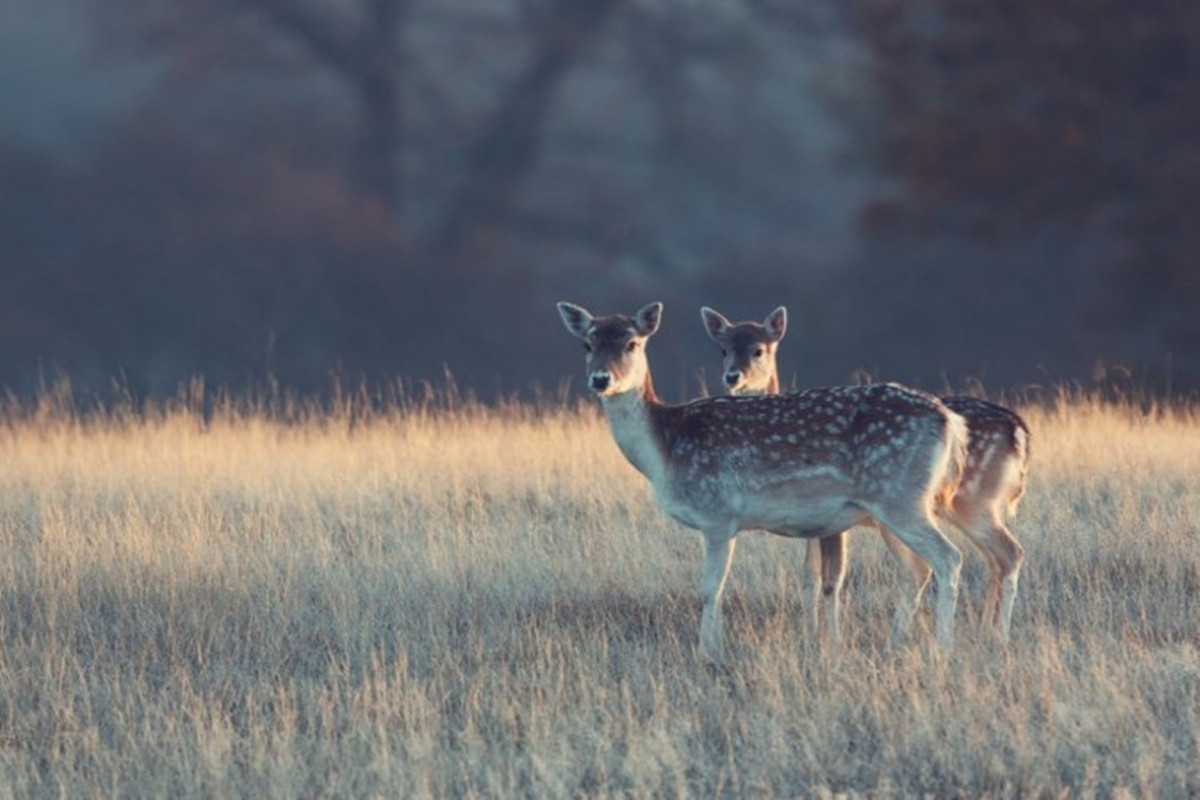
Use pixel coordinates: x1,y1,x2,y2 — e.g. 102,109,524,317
0,385,1198,796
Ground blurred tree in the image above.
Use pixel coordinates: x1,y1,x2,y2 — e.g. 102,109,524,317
5,0,919,399
99,0,621,272
852,0,1200,371
246,0,409,216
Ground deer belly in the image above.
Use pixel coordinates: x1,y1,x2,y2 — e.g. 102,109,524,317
742,496,864,539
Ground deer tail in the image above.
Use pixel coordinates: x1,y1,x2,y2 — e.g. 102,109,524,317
1004,418,1031,518
937,407,970,513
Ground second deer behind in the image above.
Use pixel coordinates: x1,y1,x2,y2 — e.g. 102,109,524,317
701,305,1028,641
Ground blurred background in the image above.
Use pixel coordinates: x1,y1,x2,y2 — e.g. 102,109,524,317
2,0,1197,403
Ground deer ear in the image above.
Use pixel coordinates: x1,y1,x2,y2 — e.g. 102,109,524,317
557,302,593,338
764,306,787,342
700,306,731,342
635,302,663,337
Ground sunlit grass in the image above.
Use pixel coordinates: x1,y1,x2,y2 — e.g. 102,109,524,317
0,385,1197,795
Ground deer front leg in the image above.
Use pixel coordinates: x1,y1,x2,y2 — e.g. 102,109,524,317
804,538,823,641
699,532,738,664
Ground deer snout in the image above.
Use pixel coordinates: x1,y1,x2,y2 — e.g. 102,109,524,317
724,371,742,388
589,372,612,393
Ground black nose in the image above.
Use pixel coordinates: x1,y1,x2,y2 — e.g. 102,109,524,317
724,372,740,387
590,374,610,392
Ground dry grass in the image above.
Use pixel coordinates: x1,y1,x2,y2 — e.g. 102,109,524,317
0,387,1198,797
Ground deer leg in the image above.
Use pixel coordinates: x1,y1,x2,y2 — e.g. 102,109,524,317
878,526,932,646
947,502,1025,640
804,538,823,642
699,532,738,664
819,532,848,649
993,521,1024,641
873,507,962,652
979,510,1024,640
946,502,1001,628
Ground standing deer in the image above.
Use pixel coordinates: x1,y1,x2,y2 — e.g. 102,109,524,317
701,305,1028,641
558,301,969,663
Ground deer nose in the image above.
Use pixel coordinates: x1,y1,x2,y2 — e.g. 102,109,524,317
724,371,741,387
589,373,611,393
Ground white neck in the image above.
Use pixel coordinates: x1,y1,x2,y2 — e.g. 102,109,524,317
599,386,666,485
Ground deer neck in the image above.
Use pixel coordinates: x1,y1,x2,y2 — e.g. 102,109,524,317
738,376,778,397
599,373,668,483
762,358,781,395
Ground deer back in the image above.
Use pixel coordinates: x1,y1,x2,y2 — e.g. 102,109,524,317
647,384,966,534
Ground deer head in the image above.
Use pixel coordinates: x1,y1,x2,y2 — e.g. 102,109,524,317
558,301,663,396
700,305,787,395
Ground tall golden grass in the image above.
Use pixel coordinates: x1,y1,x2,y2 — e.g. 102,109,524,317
0,385,1197,796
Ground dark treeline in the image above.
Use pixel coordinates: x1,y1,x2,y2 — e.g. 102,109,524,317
2,0,1198,403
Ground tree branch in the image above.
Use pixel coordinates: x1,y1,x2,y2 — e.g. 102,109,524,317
236,0,360,76
426,0,622,270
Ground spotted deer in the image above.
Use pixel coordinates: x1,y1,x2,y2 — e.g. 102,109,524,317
701,305,1028,641
558,301,969,663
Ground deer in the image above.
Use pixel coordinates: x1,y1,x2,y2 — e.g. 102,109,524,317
701,305,1028,642
557,300,969,664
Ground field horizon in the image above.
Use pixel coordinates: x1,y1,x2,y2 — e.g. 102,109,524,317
0,384,1197,796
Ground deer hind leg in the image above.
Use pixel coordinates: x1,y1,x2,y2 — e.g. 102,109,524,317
992,514,1024,640
872,506,962,652
699,532,738,664
877,526,933,646
949,500,1024,640
819,532,848,649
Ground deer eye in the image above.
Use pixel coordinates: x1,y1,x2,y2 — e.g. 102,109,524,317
753,347,765,358
625,340,639,353
720,348,727,357
583,341,593,353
